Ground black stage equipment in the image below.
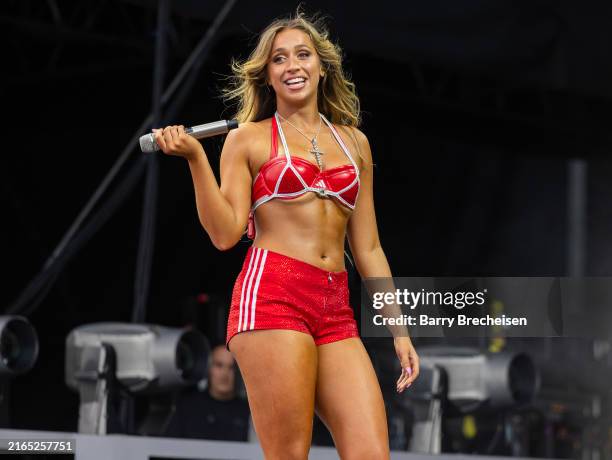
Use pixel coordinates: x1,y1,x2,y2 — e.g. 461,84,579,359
402,347,539,453
65,322,210,434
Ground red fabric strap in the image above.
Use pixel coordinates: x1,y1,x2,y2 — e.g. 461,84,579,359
270,116,278,160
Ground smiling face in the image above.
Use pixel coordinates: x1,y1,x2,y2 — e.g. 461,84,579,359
267,28,323,108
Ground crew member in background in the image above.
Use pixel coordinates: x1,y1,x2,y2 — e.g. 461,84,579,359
166,344,253,441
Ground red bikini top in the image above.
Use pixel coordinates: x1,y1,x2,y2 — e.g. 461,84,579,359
247,112,360,239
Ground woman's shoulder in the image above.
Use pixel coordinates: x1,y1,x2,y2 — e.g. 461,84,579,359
227,118,272,141
335,124,368,144
334,124,371,165
222,118,273,164
249,117,274,128
224,118,271,144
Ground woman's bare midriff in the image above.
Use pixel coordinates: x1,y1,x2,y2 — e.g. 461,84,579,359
252,193,351,272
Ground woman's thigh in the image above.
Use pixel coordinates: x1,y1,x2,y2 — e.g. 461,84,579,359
315,337,390,460
229,329,318,460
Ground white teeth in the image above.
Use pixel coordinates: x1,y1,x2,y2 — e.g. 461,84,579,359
285,77,305,84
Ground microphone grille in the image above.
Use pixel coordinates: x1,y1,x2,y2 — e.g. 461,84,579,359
139,134,159,153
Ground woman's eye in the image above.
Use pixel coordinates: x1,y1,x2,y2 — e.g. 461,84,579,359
271,52,309,63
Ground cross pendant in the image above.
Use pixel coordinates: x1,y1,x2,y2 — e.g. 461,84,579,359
310,139,324,169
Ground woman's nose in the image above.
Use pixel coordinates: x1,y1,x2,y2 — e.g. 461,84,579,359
287,54,301,70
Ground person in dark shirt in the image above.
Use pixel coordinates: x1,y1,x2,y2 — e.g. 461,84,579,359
166,344,252,441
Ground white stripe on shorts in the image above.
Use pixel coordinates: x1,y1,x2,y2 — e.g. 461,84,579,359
249,249,268,330
237,247,258,332
242,248,261,330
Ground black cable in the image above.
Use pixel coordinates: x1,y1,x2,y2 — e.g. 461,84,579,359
132,156,159,323
132,0,168,324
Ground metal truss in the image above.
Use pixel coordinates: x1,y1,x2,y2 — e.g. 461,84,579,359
1,0,216,83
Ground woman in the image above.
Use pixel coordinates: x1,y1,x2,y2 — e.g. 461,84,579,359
154,11,419,460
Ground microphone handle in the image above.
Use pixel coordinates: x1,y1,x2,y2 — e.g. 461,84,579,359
186,120,239,139
139,119,239,153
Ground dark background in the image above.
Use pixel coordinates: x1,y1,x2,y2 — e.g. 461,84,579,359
1,0,611,454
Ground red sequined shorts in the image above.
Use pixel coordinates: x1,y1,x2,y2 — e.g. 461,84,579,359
226,246,360,351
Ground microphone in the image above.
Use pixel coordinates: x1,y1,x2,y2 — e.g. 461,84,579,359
139,119,239,153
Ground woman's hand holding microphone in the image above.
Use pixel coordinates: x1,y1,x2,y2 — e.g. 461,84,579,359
152,125,204,162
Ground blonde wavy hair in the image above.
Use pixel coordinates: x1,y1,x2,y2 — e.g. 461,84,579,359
223,10,361,127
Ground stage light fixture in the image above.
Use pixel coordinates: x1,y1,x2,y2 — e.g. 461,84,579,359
65,322,210,434
0,315,39,376
403,347,539,453
417,346,538,410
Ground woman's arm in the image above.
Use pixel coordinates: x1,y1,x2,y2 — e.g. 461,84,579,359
345,127,420,392
345,128,392,283
346,128,404,335
154,123,253,250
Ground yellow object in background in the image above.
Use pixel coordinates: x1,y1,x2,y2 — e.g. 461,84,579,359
488,300,506,353
462,415,477,439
